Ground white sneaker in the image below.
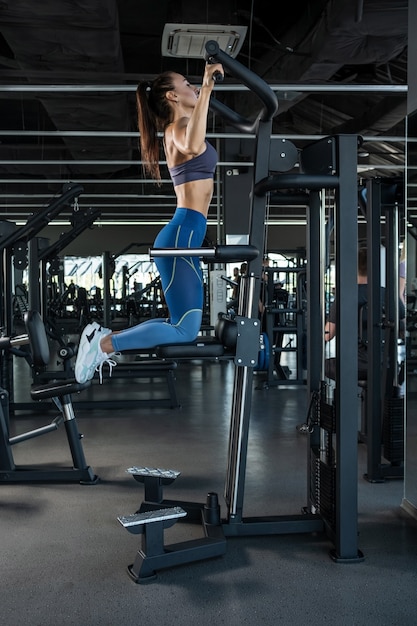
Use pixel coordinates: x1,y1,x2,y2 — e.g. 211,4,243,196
75,322,117,384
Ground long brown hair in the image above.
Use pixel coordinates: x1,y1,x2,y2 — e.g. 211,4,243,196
136,72,176,184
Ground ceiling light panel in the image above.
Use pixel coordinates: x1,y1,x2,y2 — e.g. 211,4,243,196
161,23,247,58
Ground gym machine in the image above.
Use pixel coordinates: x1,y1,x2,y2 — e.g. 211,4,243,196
0,183,84,332
361,178,405,481
0,310,97,484
260,262,307,386
117,41,364,582
36,205,102,324
0,183,84,399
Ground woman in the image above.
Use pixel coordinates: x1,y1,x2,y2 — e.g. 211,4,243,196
75,61,224,384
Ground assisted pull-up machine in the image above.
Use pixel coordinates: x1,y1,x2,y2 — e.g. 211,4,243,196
119,41,363,582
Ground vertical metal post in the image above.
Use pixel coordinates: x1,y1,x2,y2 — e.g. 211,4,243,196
28,239,41,316
224,272,256,519
332,134,363,561
1,248,13,393
307,190,326,394
365,179,384,482
306,190,325,505
223,118,272,523
39,258,49,322
2,248,13,335
384,203,400,390
102,251,112,328
215,137,223,244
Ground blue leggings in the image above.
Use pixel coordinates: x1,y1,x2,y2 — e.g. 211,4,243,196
112,208,207,351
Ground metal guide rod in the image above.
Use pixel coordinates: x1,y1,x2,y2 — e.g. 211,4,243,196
202,39,278,523
224,273,256,516
0,333,29,351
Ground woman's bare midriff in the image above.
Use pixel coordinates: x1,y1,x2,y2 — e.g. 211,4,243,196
173,178,214,217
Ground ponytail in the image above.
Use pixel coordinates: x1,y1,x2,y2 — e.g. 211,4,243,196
136,72,176,184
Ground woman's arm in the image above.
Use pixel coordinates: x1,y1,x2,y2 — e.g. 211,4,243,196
325,321,336,342
172,63,223,156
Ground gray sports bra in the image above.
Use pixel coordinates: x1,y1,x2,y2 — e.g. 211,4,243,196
168,141,218,187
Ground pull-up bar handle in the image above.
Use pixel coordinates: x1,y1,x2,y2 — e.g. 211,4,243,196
204,40,278,132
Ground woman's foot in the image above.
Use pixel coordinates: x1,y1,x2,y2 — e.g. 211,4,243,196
75,322,116,383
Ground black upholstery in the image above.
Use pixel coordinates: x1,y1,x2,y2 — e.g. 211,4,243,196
24,310,50,367
0,311,98,483
24,310,92,399
156,336,226,360
155,316,238,360
216,316,238,348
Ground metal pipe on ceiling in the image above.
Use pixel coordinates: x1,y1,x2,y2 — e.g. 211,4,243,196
0,84,408,93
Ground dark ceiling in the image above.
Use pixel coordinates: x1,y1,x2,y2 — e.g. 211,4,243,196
0,0,409,251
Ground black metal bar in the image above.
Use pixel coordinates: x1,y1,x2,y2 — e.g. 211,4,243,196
28,238,41,318
0,183,83,251
306,191,325,506
384,203,400,390
307,191,325,392
332,134,363,562
37,207,101,261
255,174,339,195
9,416,62,445
365,179,385,482
204,40,278,130
102,250,112,329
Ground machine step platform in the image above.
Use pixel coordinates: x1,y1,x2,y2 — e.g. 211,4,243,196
126,466,180,480
118,506,187,532
126,465,181,503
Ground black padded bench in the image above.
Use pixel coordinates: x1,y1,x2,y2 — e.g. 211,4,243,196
154,315,240,361
155,335,229,360
1,310,98,484
155,315,260,369
78,314,258,411
77,331,233,411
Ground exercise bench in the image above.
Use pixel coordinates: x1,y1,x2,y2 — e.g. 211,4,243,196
0,310,98,484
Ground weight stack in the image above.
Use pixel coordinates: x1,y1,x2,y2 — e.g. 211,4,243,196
318,460,336,530
310,448,320,513
310,449,336,531
382,395,404,464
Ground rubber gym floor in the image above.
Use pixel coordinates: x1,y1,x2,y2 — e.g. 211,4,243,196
1,351,417,626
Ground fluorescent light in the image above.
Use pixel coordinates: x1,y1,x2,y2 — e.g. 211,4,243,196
161,23,247,59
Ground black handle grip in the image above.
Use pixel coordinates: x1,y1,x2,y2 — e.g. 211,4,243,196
207,54,224,82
